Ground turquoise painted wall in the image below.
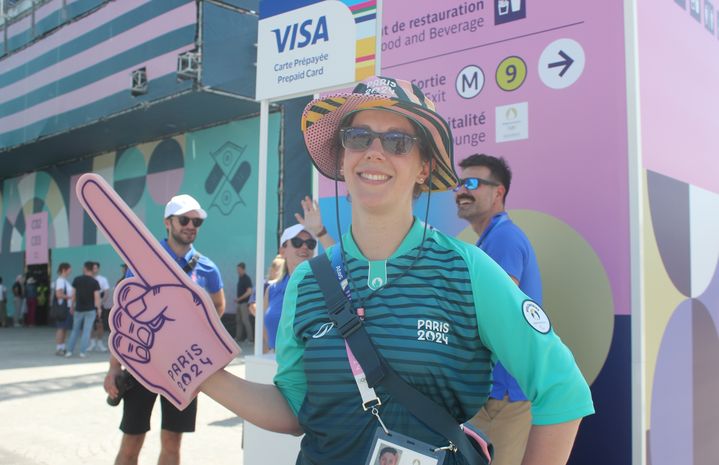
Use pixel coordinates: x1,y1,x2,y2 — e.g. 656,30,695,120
0,114,282,315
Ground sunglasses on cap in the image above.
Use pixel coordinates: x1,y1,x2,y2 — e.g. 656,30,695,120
340,127,420,155
173,215,204,227
453,177,500,192
288,237,317,250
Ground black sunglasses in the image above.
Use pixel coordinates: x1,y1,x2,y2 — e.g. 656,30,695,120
289,237,317,250
340,127,419,155
174,215,204,227
453,177,500,192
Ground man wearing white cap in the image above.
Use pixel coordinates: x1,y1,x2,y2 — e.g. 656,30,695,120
104,193,225,465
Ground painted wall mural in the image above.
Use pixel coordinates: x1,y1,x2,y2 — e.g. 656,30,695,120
643,171,719,465
0,114,281,309
639,2,719,464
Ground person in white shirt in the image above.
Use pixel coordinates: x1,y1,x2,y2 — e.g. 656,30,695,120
54,263,74,356
89,261,110,352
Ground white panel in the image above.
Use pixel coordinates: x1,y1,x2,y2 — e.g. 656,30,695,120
244,355,302,465
689,185,719,297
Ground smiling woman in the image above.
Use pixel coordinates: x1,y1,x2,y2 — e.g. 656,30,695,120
191,76,595,465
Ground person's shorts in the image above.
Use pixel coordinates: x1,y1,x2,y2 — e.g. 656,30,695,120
55,313,73,330
101,307,111,332
119,378,197,434
220,313,237,339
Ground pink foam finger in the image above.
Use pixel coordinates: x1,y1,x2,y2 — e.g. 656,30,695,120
111,303,155,350
78,173,240,410
112,332,151,363
109,283,240,409
76,175,185,287
115,279,149,305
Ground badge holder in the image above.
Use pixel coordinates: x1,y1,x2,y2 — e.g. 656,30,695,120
365,428,447,465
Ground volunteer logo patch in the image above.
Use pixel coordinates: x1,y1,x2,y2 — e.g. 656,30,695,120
369,276,384,290
312,322,335,339
522,300,551,334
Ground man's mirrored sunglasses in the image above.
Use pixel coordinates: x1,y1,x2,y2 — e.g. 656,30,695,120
289,237,317,250
174,215,204,227
340,127,419,155
453,177,500,192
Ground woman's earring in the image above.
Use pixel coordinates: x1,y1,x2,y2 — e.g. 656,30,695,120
418,178,425,184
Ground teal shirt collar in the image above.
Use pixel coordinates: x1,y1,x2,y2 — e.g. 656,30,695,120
341,217,427,261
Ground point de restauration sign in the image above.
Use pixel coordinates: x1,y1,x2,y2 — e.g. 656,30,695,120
256,0,379,100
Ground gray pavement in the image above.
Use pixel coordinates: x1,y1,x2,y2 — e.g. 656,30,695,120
0,326,251,465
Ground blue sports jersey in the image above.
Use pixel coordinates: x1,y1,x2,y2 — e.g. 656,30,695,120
126,239,223,295
265,275,289,350
477,212,542,402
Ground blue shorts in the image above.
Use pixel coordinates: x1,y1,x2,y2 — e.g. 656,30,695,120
55,314,73,330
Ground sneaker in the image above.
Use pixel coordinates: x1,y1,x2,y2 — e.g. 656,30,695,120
79,352,87,358
97,341,108,352
87,340,97,351
65,352,73,358
55,349,66,356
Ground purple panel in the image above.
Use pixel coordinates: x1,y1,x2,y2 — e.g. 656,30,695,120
647,170,692,296
640,0,719,193
692,299,719,465
650,299,694,465
650,298,719,465
147,169,184,206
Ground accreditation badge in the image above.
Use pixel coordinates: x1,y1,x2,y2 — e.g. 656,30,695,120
365,428,447,465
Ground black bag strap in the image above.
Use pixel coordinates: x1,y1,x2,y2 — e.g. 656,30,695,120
309,254,488,465
51,279,61,306
183,253,201,273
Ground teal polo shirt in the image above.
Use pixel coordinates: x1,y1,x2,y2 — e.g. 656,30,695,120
274,219,593,464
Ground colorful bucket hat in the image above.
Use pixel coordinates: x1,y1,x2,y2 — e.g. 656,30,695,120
301,76,458,192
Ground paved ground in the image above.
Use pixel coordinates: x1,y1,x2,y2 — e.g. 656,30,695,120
0,326,253,465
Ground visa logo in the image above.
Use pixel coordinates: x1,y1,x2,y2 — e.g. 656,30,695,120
272,16,329,53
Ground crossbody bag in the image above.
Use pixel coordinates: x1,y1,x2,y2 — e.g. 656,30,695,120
183,253,201,273
309,253,493,465
50,281,70,321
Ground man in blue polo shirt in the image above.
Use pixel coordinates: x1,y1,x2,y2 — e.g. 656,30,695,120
455,154,542,465
104,194,225,465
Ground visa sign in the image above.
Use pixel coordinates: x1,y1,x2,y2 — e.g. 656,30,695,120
256,1,358,100
272,16,329,53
